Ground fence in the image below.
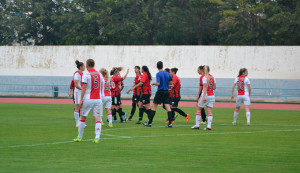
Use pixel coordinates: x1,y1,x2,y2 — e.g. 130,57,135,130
0,83,299,103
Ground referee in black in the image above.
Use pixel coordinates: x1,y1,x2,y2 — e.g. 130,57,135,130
143,61,174,128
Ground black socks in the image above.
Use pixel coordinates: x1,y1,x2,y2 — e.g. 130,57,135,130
130,103,137,118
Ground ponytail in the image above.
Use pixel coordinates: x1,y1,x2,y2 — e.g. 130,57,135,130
142,66,152,81
204,65,210,82
238,68,247,77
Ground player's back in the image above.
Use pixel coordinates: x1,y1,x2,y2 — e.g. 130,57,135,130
83,69,101,100
157,71,172,91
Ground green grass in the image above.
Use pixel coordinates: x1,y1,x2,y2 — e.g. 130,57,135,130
0,103,299,173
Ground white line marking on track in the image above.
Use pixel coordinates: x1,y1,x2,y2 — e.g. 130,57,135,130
1,128,299,149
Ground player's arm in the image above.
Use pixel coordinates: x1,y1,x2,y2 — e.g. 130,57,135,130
126,83,136,94
214,83,217,90
79,83,87,108
248,84,251,96
231,83,236,100
122,68,130,80
197,85,203,100
129,82,144,93
74,80,81,90
120,84,124,91
69,89,73,96
152,73,160,86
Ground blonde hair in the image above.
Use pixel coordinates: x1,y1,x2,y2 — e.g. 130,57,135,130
204,65,210,82
100,68,109,80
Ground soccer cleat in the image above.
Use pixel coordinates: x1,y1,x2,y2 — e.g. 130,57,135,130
203,127,212,130
200,121,206,125
232,121,236,125
136,120,142,124
127,117,132,121
191,125,200,129
93,139,100,143
166,124,173,128
247,122,251,126
120,120,126,123
107,124,113,128
142,122,152,127
102,123,105,126
73,137,83,142
186,114,190,123
165,120,174,124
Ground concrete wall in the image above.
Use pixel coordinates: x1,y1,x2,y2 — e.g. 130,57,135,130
1,46,300,79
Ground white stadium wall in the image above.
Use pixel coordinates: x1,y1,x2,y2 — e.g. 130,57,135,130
0,46,299,79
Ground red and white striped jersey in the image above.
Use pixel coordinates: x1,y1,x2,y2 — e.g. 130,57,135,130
234,76,250,96
74,71,83,93
82,69,102,100
202,74,216,96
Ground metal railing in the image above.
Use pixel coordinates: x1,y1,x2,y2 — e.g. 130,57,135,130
0,83,300,103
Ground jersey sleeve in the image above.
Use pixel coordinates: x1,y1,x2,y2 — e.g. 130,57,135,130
214,77,217,84
82,73,88,84
233,78,238,84
156,73,160,83
202,77,207,84
200,77,203,86
141,74,147,83
74,73,80,81
245,78,250,85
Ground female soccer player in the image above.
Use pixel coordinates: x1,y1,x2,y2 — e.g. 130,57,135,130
169,68,190,123
100,68,113,128
197,66,207,124
231,68,251,125
192,65,216,130
73,60,85,127
110,67,129,123
128,66,152,124
127,66,142,121
74,59,103,143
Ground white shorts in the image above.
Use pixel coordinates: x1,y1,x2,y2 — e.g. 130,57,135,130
198,95,215,108
81,99,102,117
236,95,251,107
74,91,81,105
102,96,112,109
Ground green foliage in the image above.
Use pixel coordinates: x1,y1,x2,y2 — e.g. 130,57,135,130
0,0,299,45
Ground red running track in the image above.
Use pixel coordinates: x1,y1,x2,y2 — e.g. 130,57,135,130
0,98,300,111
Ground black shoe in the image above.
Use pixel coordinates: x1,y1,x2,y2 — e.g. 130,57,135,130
136,120,142,124
166,124,173,128
143,122,152,127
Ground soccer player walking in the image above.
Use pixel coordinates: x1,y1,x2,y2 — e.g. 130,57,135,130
74,59,103,143
127,66,152,124
192,65,216,130
127,66,142,121
143,61,173,128
73,60,85,127
231,68,251,125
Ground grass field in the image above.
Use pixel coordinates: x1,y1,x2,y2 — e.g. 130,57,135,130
0,103,299,173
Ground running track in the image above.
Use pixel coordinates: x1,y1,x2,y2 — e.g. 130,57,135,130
0,98,299,111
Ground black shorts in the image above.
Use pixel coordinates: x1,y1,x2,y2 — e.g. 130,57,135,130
170,97,181,107
139,94,151,104
132,95,140,103
112,95,121,105
153,90,171,105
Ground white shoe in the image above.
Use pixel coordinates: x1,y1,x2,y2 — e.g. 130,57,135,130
191,125,200,129
203,127,212,130
232,121,236,125
247,122,250,126
200,121,206,125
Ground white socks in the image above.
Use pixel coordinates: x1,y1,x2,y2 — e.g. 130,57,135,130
74,110,80,126
195,112,201,126
108,113,113,125
207,114,213,128
233,111,238,123
246,111,251,123
95,121,102,139
78,119,86,138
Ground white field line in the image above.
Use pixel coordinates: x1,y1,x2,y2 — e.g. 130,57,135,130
1,128,299,149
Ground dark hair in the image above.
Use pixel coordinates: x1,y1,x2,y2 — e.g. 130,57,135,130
110,67,123,76
75,60,84,69
135,66,141,74
142,66,152,81
171,68,178,74
198,65,204,70
86,59,95,68
164,68,170,73
238,68,248,77
157,61,163,69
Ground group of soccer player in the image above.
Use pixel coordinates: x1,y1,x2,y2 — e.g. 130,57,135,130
70,59,251,142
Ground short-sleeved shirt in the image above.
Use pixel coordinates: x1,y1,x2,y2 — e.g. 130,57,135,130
70,79,75,95
202,74,216,96
170,75,181,98
110,76,123,97
82,69,101,100
134,73,142,96
74,71,83,93
234,76,250,96
141,72,152,95
156,71,172,91
101,74,111,97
